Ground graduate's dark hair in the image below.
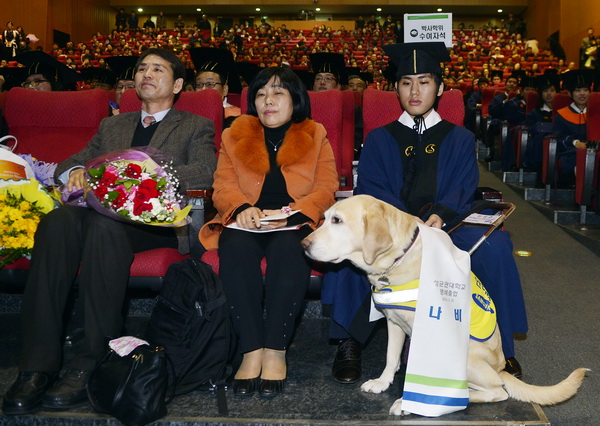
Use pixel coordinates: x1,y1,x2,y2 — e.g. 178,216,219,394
246,66,311,123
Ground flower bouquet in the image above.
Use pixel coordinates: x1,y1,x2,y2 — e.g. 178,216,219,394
82,147,191,227
0,179,55,268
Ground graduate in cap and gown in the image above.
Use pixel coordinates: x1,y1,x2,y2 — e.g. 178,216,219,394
105,56,138,115
189,47,242,127
310,52,347,92
15,51,81,91
321,42,528,384
524,72,560,173
501,76,538,171
551,69,594,180
346,67,372,159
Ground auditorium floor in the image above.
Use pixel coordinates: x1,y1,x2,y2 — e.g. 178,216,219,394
0,311,549,425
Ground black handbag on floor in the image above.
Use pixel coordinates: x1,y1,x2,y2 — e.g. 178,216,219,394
87,344,169,426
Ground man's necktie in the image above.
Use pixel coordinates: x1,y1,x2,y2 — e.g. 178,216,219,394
143,115,156,128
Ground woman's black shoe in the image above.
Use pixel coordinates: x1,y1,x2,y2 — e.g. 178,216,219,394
232,377,260,396
258,379,285,397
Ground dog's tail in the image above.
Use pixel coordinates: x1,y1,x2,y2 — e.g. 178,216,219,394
500,368,589,405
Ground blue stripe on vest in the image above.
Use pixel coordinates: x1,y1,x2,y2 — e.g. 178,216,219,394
403,391,469,407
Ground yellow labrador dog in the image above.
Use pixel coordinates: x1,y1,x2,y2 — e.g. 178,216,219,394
302,195,587,415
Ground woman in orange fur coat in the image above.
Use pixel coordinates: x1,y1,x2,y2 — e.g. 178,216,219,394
200,66,339,398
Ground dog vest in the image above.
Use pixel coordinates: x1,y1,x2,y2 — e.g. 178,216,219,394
372,273,496,342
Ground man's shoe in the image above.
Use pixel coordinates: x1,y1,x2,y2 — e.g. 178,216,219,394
2,371,58,415
332,338,362,384
504,357,523,379
64,327,85,347
42,369,91,410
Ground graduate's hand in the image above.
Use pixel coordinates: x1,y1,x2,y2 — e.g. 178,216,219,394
574,141,587,149
236,207,264,229
425,214,444,229
67,168,87,192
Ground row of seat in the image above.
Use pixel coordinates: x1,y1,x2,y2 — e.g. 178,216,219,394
474,88,600,223
0,86,466,293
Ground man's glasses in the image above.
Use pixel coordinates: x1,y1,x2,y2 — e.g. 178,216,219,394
22,79,49,88
315,75,336,83
116,84,136,91
196,81,222,89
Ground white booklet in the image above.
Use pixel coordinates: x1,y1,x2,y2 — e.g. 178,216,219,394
462,211,503,225
226,210,302,233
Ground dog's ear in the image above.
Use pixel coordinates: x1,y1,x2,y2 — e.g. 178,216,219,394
362,204,393,265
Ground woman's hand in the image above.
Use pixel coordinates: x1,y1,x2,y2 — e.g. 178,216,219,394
260,208,290,230
236,206,264,229
67,168,88,192
425,214,444,229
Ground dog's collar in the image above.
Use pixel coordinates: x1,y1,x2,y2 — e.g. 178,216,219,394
373,227,420,281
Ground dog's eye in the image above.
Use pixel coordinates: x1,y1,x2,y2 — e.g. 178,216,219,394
331,216,342,224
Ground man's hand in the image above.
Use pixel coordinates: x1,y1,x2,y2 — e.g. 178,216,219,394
574,141,587,150
425,214,444,229
67,168,87,192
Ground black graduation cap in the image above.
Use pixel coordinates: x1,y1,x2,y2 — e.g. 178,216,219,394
509,70,526,81
561,69,594,92
347,67,373,84
518,76,538,89
310,53,348,85
105,56,138,81
14,51,82,87
536,73,560,92
382,61,397,83
236,62,260,87
490,70,503,82
0,67,27,90
382,42,450,79
293,69,314,91
188,47,242,94
80,67,116,87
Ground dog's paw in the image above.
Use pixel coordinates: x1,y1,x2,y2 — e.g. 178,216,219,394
360,378,391,394
389,398,408,416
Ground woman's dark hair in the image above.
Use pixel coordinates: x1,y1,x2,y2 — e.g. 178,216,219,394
136,48,186,82
246,66,311,123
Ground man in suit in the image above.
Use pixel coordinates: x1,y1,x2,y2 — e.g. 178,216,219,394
2,48,217,416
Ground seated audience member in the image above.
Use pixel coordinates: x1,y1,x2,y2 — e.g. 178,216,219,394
465,76,489,133
321,42,528,385
552,69,592,183
1,48,217,416
105,55,138,115
200,66,338,398
310,52,347,92
486,73,520,161
346,68,372,159
189,47,242,127
501,76,538,171
524,73,559,173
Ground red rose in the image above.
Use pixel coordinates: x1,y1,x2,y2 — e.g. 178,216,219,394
133,201,153,216
94,184,109,200
135,179,160,202
100,171,118,186
111,189,128,209
125,163,142,178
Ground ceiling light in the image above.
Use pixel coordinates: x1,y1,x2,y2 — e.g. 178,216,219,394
437,8,443,12
498,9,503,13
376,8,382,12
137,8,143,12
316,8,321,12
256,8,261,12
196,8,201,12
